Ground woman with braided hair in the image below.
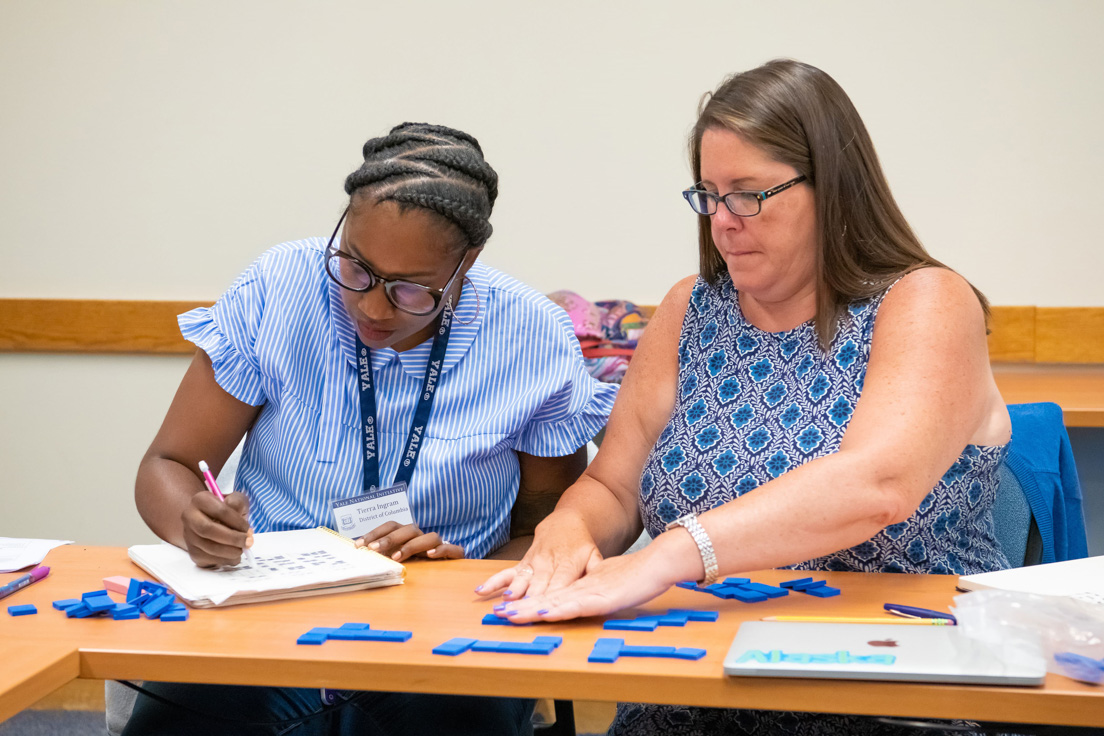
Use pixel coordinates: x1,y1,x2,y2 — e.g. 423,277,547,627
128,123,616,734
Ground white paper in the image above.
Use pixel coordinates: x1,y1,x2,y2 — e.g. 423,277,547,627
128,528,403,606
0,537,74,573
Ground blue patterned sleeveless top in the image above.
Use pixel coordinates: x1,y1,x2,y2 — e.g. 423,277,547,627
639,275,1010,575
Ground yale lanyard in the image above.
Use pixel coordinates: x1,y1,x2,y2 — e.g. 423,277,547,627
354,300,453,491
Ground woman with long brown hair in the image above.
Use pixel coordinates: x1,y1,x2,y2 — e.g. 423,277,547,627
481,60,1011,735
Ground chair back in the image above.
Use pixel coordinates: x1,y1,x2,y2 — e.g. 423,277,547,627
992,461,1044,567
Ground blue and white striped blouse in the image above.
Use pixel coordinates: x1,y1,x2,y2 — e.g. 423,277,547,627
179,237,617,559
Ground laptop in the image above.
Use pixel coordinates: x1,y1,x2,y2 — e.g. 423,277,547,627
723,622,1046,686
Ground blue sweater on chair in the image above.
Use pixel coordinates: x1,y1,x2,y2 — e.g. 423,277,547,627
1006,402,1089,564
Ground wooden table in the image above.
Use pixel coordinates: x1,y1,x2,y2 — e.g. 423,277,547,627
2,545,1103,728
992,363,1104,427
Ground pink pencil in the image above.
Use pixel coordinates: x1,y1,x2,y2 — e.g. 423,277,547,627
198,460,253,564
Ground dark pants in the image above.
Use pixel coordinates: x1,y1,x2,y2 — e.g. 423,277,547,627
121,682,535,736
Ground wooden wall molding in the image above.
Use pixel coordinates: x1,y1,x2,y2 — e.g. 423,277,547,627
1,299,1103,362
0,299,211,355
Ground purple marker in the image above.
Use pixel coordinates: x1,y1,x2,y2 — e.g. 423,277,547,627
0,566,50,601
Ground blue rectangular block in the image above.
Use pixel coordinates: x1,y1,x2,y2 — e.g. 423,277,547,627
791,580,827,591
672,647,708,660
141,581,169,596
112,608,141,621
675,581,699,590
482,641,557,655
82,590,110,600
706,585,745,600
339,622,371,630
126,578,143,603
645,612,689,627
52,599,82,611
329,629,410,642
730,588,769,603
620,645,679,657
803,585,840,598
327,629,375,641
702,583,729,594
432,637,477,656
743,582,789,598
722,577,750,586
533,636,563,649
482,613,528,626
779,577,813,589
588,638,625,663
66,603,96,618
141,594,174,619
603,618,659,631
161,609,189,622
84,595,116,613
667,609,719,622
112,603,138,616
297,630,332,645
8,604,37,616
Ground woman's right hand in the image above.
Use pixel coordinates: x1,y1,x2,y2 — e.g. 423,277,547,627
476,511,603,601
180,491,253,568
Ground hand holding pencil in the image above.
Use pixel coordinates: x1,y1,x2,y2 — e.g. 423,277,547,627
179,460,254,569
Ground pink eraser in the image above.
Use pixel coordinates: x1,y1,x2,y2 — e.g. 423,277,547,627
103,575,131,594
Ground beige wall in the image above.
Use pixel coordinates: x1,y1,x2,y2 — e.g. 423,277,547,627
2,0,1102,545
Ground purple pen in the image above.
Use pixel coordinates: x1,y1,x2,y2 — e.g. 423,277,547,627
0,566,50,601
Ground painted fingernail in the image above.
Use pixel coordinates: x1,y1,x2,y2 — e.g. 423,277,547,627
474,585,484,592
504,590,513,597
493,603,506,611
504,610,519,617
537,609,549,615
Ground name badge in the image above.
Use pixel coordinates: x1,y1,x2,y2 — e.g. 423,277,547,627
331,483,415,539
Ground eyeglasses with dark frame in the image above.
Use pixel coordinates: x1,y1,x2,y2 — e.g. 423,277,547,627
682,174,808,217
324,207,466,316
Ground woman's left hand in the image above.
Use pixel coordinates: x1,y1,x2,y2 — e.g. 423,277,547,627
491,547,676,623
356,521,464,562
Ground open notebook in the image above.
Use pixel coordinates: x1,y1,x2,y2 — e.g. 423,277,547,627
128,527,405,608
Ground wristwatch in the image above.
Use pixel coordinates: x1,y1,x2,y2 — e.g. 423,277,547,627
665,513,719,586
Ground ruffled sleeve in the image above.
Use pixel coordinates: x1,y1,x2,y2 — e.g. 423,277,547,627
178,265,268,407
512,309,619,457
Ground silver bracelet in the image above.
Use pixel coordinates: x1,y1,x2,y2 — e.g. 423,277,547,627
665,513,719,586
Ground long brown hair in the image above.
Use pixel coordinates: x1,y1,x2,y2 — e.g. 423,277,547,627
690,59,989,349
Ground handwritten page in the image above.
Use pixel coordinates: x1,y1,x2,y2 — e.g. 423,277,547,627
128,528,404,606
0,537,74,573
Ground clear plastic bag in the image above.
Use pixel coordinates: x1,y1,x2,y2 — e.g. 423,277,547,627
952,589,1104,684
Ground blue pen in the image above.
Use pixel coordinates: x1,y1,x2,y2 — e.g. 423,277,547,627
884,603,957,625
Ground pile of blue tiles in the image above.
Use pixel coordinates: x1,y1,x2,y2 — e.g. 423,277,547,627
52,579,188,621
676,576,839,601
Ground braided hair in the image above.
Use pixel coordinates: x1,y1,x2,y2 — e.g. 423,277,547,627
344,123,499,253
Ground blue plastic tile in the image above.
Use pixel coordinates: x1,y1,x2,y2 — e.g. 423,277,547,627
8,604,37,616
432,637,477,656
803,585,840,598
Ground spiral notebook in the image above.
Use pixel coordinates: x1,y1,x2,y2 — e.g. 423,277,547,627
127,527,405,607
